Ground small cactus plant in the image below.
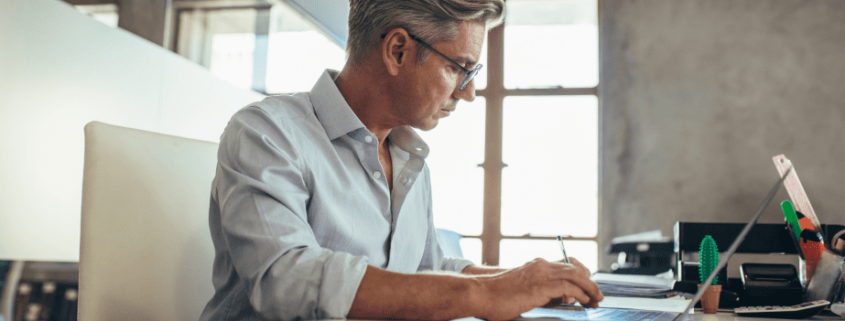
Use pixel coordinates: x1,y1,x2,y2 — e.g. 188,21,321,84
699,235,720,285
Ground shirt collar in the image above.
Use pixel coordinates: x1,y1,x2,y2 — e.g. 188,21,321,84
310,69,366,140
309,69,429,160
389,126,429,159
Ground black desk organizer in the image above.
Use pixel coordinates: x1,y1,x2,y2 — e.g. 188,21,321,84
673,222,845,307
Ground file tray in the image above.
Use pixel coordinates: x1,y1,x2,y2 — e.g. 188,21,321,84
675,222,797,255
740,263,802,298
674,222,845,255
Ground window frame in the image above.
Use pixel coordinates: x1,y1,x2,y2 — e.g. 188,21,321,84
472,24,599,266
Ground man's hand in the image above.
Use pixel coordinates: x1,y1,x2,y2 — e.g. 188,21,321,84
474,258,603,321
558,257,591,278
552,257,592,305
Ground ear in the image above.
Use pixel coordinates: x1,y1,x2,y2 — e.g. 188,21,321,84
381,28,412,76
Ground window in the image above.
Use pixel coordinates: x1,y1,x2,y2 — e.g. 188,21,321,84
176,8,260,90
265,5,346,93
504,0,598,89
498,95,598,269
500,96,598,239
417,98,486,265
423,0,599,270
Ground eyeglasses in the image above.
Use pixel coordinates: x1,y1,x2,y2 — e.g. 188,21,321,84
381,32,483,91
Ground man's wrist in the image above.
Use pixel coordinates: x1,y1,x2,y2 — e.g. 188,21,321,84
463,275,488,318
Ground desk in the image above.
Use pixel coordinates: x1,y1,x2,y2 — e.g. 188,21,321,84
349,309,844,321
510,308,845,321
679,310,842,320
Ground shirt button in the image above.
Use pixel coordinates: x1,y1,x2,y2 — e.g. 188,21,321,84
364,136,373,143
403,177,412,185
373,171,382,179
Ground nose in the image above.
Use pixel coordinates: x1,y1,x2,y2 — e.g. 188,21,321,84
452,79,476,102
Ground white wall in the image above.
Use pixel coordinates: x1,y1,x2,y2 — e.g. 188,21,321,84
0,0,265,262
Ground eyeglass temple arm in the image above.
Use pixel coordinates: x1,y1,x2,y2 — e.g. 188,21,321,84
382,32,470,73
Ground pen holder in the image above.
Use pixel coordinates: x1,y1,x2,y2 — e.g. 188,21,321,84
799,257,811,288
805,249,845,303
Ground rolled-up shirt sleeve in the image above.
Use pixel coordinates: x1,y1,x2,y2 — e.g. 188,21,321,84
416,167,475,273
215,106,368,320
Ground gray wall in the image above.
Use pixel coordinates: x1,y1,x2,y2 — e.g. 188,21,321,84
599,0,845,269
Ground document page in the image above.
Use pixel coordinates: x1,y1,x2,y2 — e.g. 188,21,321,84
591,273,675,289
519,307,677,321
591,273,678,298
599,296,691,313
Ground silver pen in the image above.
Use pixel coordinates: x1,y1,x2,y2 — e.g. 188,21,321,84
557,235,570,264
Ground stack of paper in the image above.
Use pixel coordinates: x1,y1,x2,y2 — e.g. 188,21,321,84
591,273,676,298
598,296,690,313
610,230,669,244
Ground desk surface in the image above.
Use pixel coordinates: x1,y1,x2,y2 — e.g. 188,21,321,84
683,310,842,320
346,310,843,321
512,308,844,321
680,311,842,320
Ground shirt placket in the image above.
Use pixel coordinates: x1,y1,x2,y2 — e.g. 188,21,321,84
390,156,423,218
351,130,392,223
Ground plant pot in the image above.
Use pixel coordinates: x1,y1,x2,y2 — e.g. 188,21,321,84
698,284,722,314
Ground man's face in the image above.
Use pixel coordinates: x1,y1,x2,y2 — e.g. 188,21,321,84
400,22,484,131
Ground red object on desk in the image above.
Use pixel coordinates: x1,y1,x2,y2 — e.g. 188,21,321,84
799,229,824,281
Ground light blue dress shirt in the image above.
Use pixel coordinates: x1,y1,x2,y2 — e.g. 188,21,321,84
200,70,474,321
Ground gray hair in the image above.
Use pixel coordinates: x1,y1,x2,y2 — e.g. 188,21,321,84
347,0,505,66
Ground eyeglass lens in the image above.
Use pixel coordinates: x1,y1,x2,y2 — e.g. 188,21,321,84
459,64,483,91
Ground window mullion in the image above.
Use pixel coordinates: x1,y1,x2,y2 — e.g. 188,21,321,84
252,8,270,93
481,25,505,266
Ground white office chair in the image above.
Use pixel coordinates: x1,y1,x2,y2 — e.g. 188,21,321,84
79,122,218,321
436,228,464,259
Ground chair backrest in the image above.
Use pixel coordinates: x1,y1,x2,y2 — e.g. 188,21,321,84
79,121,218,321
436,228,463,258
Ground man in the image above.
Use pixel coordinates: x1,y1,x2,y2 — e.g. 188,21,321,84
200,1,603,320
